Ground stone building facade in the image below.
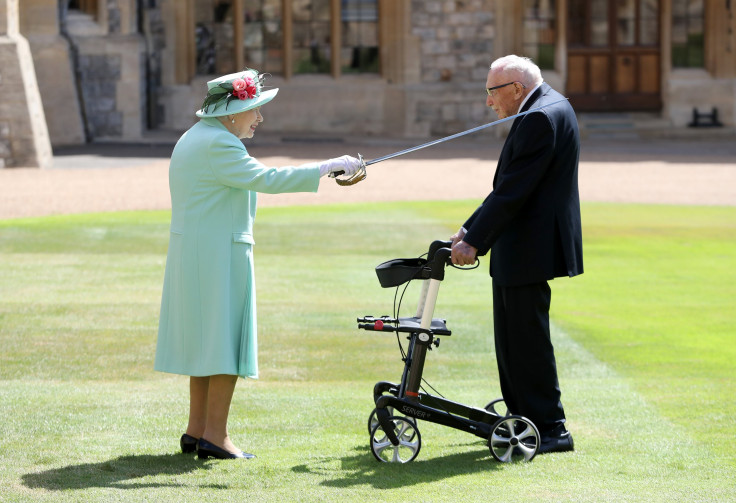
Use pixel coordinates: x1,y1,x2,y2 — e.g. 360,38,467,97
0,0,52,168
5,0,736,167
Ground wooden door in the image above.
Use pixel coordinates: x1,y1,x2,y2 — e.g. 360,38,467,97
567,0,661,111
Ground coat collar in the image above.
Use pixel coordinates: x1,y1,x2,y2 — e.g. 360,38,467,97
506,83,550,138
519,82,550,113
200,117,229,131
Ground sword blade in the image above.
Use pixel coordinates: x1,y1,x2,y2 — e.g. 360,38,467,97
363,98,569,166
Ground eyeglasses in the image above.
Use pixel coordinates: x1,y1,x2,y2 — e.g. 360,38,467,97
486,81,526,97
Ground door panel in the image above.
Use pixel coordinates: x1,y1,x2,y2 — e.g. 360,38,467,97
567,55,587,94
639,53,659,93
615,54,636,93
590,56,610,93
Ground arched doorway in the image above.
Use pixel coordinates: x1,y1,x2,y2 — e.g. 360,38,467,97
567,0,661,111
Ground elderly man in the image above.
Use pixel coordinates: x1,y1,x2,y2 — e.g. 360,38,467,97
451,55,583,454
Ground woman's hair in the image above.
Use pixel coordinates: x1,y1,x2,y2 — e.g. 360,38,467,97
490,55,543,88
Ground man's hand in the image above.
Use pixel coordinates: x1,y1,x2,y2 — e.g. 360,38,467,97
450,228,466,247
451,240,477,266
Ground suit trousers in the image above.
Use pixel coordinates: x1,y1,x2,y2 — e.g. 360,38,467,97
492,279,566,434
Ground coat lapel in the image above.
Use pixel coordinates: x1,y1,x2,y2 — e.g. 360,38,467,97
493,84,549,188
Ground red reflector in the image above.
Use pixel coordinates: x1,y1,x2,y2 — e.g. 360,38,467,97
406,391,419,397
374,320,384,330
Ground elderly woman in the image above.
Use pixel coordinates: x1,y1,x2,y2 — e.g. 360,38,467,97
154,69,361,460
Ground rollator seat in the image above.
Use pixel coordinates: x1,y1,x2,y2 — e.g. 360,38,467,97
375,258,431,287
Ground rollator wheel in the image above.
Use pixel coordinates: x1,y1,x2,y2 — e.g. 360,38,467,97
367,406,394,435
367,407,417,441
488,415,539,463
484,398,510,418
370,416,421,463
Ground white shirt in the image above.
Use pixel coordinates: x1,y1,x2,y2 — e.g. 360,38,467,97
517,82,543,114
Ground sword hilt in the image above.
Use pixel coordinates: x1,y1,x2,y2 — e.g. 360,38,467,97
330,153,367,186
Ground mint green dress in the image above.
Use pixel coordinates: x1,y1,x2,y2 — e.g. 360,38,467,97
155,118,320,378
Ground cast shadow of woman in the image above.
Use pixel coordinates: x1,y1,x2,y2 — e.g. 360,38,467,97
22,454,220,491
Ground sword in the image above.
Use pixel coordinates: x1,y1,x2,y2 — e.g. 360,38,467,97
331,98,569,186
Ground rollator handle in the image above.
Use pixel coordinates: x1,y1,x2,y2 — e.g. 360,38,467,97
359,321,397,332
427,240,452,261
427,245,453,281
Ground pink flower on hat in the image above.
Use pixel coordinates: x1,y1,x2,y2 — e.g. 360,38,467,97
245,81,258,98
232,75,258,100
232,78,247,92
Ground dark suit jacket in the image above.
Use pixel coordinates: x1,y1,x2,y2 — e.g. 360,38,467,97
462,83,583,287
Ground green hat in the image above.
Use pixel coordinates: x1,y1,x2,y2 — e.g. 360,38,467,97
196,69,278,118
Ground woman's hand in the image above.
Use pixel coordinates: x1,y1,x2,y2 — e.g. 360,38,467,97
319,155,362,177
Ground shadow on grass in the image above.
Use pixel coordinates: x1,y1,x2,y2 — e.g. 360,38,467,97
22,453,221,491
293,442,503,489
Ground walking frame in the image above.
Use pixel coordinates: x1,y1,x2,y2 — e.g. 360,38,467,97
356,240,541,463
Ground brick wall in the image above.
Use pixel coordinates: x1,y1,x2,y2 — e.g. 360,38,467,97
412,0,495,84
408,0,497,135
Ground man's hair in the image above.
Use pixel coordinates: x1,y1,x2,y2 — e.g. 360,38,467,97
490,55,543,87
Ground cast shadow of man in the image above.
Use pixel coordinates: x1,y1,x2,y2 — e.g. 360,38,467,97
293,442,504,490
22,454,221,491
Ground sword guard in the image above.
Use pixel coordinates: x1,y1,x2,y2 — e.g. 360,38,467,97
332,153,367,186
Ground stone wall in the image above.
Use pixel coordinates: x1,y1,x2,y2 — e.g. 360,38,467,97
666,69,736,128
408,0,496,135
65,5,146,141
0,0,52,168
411,0,495,84
78,53,123,136
17,1,145,144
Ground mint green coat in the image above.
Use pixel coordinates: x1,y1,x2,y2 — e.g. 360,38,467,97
154,118,320,378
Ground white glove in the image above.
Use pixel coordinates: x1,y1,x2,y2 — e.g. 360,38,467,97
318,155,362,178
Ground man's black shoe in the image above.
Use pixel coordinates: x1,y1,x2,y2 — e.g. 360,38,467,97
537,430,574,454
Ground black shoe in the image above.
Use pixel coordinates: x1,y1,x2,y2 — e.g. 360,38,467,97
537,430,574,454
196,438,255,460
180,433,199,454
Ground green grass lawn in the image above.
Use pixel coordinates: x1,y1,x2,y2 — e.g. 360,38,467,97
0,202,734,502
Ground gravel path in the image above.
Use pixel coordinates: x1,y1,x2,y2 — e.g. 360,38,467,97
1,136,734,220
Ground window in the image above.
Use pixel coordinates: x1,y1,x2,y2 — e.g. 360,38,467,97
672,0,704,67
616,0,659,47
292,0,332,74
243,0,284,74
341,0,379,73
522,0,556,70
590,0,608,47
194,1,234,75
638,0,658,46
568,0,609,47
191,0,379,77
